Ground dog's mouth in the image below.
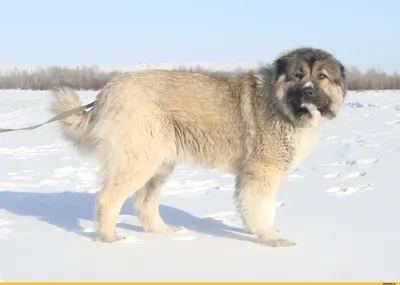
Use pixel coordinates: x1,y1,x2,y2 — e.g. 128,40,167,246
288,89,332,117
290,97,335,118
290,98,316,114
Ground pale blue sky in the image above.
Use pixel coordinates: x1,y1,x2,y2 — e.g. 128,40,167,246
1,0,399,72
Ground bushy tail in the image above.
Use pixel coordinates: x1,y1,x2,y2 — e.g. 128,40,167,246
51,86,94,152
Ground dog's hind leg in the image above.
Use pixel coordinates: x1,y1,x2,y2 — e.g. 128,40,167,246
95,161,162,243
134,162,182,233
94,130,174,242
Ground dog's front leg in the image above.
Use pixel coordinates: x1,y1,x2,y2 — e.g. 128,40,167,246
234,166,295,247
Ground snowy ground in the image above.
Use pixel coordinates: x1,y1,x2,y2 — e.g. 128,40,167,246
0,89,399,282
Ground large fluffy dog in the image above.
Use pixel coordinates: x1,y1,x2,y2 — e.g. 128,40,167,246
51,47,347,247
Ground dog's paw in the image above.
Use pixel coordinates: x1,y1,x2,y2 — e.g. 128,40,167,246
260,237,296,247
92,234,125,243
257,230,296,247
164,225,185,233
246,228,280,235
144,224,185,234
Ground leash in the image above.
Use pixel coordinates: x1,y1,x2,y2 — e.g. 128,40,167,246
0,101,95,133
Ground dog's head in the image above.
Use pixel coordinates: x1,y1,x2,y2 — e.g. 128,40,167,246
269,47,347,125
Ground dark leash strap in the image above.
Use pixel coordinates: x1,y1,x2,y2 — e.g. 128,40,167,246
0,101,95,133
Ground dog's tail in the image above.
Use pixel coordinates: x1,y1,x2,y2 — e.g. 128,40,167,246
51,86,95,153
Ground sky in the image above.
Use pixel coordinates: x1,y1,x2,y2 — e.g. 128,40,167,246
1,0,399,73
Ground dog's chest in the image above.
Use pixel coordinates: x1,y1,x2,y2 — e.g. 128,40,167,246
287,126,319,173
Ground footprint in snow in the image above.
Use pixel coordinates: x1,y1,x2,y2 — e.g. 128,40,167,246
385,120,400,125
326,184,373,197
324,171,367,181
287,172,309,179
323,158,379,166
324,173,340,179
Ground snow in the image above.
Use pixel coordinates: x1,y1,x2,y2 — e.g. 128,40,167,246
0,89,399,282
302,81,315,89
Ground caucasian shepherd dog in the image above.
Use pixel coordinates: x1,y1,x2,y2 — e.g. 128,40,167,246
51,47,347,247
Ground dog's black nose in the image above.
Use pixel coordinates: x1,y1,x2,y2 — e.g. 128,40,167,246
302,88,315,97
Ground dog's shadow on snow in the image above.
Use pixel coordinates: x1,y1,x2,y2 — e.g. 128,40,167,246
0,190,256,243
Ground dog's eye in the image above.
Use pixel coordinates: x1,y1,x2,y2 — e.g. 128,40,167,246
318,73,327,79
294,73,304,79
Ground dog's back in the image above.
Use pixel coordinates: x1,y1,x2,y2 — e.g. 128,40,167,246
53,70,255,172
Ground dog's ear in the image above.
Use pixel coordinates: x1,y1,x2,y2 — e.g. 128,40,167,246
275,57,288,80
340,63,346,81
339,63,348,96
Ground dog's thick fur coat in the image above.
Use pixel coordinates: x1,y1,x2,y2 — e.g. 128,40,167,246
51,47,347,247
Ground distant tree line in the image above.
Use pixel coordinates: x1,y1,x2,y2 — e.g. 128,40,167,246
346,66,400,91
0,65,399,91
0,66,121,91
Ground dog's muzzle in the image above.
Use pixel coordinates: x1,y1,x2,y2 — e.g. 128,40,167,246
300,87,330,111
301,87,315,99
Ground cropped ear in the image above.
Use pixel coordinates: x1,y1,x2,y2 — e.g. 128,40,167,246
340,63,346,81
339,63,348,96
275,57,288,79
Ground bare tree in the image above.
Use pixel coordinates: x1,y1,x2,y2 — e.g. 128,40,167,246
0,65,399,91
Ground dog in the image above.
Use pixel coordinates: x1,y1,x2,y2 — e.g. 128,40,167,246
51,46,347,247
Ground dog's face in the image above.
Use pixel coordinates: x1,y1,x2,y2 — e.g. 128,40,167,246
272,47,347,124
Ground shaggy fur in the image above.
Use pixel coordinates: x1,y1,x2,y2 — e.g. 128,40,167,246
51,47,347,247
